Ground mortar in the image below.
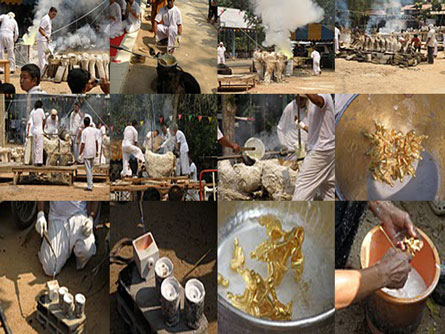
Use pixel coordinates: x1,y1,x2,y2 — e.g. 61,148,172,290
360,226,441,333
336,94,445,200
217,202,334,334
132,232,159,279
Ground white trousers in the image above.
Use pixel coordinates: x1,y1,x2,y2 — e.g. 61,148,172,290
39,215,96,277
313,59,321,75
157,24,178,51
292,148,335,201
217,55,225,64
24,136,33,165
72,135,79,161
176,151,190,176
85,158,94,190
0,33,15,72
36,39,49,71
33,133,44,165
121,143,145,177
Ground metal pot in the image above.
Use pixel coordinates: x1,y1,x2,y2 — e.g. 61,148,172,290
218,202,335,334
336,94,445,200
242,137,266,165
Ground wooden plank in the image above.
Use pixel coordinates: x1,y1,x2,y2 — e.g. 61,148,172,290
11,166,77,172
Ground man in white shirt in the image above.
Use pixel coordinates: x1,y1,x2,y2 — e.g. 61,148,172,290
97,123,107,164
70,103,83,161
171,124,190,176
217,127,240,153
277,96,308,159
187,154,199,200
155,0,182,53
292,94,335,201
160,123,175,153
311,47,321,76
124,0,141,33
35,201,97,276
426,24,436,64
20,63,47,94
335,26,340,54
121,120,145,177
143,129,160,152
0,12,19,73
217,41,226,64
79,117,98,191
36,7,57,71
110,0,124,38
45,109,59,135
30,100,46,166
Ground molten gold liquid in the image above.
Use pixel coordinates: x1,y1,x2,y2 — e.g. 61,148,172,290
218,273,229,288
403,236,424,257
226,215,305,321
364,122,427,187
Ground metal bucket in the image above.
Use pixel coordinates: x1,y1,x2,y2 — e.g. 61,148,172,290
360,226,441,333
335,94,445,200
218,202,334,334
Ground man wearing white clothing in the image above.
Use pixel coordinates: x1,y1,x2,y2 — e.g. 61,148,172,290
311,47,321,76
79,117,98,191
187,154,199,200
45,109,59,135
97,123,107,164
35,201,98,276
155,0,182,53
110,0,124,38
0,12,19,73
124,0,141,33
292,94,335,201
70,103,83,161
334,26,340,54
217,42,226,64
30,100,46,166
20,64,47,94
426,24,436,64
121,120,145,177
160,123,175,153
36,7,57,71
171,124,190,176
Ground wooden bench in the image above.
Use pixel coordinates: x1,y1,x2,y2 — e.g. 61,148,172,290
218,74,256,91
0,59,10,83
12,166,77,186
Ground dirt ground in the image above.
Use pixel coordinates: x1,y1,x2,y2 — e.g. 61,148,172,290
220,59,335,94
336,202,445,334
109,201,217,334
336,56,445,93
7,68,103,94
119,0,217,94
0,201,110,333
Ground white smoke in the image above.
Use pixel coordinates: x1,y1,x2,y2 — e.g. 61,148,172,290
23,0,108,51
251,0,324,56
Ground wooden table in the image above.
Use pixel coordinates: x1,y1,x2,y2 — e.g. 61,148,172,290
0,60,10,83
218,74,256,91
12,165,77,185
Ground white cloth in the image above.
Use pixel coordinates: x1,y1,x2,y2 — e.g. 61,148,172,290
292,148,335,201
123,125,138,146
176,130,189,153
434,39,438,56
176,151,190,176
144,131,156,151
160,128,175,153
124,1,141,33
70,110,83,136
45,116,58,135
277,100,308,151
427,29,436,47
81,126,98,159
28,85,47,94
156,5,182,50
39,203,96,276
30,108,45,135
334,27,340,53
36,14,52,70
187,162,199,200
84,158,94,190
217,46,226,64
110,2,124,38
121,144,145,177
0,14,18,72
307,94,335,151
217,127,223,141
37,14,52,42
98,126,106,164
311,50,321,75
33,133,44,165
37,38,49,71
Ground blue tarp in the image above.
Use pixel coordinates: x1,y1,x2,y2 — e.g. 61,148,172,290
294,25,334,41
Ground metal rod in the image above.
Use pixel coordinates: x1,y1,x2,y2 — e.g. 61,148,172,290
297,95,301,147
379,225,397,250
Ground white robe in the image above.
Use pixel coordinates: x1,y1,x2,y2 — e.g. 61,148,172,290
0,14,19,72
110,2,124,38
156,5,182,51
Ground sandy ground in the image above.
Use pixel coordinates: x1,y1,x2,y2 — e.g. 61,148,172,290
118,0,217,94
336,202,445,333
0,182,110,201
336,56,445,93
0,201,110,333
109,202,217,334
219,59,335,94
7,68,103,95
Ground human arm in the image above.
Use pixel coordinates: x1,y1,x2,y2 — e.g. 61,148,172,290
178,24,182,35
218,135,240,153
35,202,47,237
95,140,98,157
306,94,325,109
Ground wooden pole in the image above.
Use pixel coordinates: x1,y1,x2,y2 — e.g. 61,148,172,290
0,94,5,147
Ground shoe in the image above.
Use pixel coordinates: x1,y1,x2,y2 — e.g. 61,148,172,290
84,188,93,191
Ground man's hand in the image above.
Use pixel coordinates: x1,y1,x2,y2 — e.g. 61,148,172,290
100,78,110,94
82,216,94,237
35,211,47,237
295,120,306,130
376,248,411,289
231,142,240,153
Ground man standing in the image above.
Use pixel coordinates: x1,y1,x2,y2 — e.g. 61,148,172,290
110,0,124,38
0,12,19,74
124,0,141,33
30,100,46,166
155,0,182,54
217,41,226,64
97,123,107,164
121,120,145,177
334,25,340,54
160,123,175,153
208,0,218,23
426,24,436,64
37,7,57,71
171,124,190,176
45,109,59,135
70,103,83,162
79,117,98,191
292,94,335,201
144,129,160,152
311,46,321,76
35,201,97,276
20,64,46,94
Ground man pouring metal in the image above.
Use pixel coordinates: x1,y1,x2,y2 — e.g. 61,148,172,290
36,7,57,71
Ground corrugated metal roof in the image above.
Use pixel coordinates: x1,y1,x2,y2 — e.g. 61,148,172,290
219,7,255,29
